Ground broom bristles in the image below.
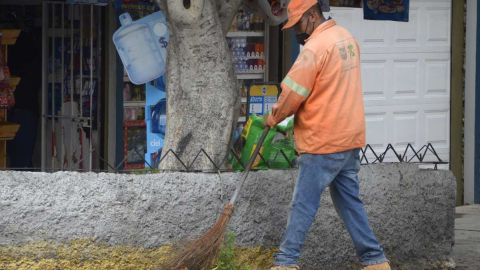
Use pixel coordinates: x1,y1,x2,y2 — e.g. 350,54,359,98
159,203,235,270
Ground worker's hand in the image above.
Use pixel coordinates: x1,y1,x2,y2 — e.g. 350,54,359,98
263,113,276,128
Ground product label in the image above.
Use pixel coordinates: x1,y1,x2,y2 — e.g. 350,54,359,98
248,84,279,116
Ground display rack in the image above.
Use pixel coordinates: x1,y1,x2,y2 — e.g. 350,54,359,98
41,2,103,171
0,29,21,168
227,5,269,125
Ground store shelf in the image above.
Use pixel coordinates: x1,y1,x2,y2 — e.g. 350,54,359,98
8,76,21,89
0,122,20,140
237,69,265,74
244,56,265,60
124,101,146,107
0,29,21,45
227,31,264,38
236,73,264,80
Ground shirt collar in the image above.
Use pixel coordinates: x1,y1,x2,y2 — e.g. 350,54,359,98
306,19,336,42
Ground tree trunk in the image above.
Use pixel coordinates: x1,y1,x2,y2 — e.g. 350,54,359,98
159,0,242,171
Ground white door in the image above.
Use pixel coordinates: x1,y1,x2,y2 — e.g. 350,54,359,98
329,0,451,164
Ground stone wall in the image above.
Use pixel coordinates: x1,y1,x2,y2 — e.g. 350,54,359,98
0,163,456,269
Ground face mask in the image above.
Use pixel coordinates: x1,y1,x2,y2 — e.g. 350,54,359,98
295,19,312,46
295,32,310,46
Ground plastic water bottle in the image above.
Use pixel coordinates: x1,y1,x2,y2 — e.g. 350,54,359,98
113,11,169,85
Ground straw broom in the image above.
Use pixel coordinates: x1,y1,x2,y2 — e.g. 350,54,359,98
160,127,270,270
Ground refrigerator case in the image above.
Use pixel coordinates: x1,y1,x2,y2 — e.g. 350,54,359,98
227,5,270,124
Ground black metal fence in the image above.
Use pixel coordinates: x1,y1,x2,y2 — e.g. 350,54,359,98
95,142,449,172
1,143,446,173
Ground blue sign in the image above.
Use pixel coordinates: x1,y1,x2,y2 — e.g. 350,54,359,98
145,78,167,168
248,84,279,116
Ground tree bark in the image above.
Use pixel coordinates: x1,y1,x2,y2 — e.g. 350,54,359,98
216,0,244,33
159,0,240,171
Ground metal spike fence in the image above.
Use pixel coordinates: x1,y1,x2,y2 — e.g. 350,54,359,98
0,143,447,173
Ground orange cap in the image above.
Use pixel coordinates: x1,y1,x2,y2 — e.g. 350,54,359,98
282,0,318,30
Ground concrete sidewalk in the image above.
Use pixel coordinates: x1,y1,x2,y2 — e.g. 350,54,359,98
453,205,480,269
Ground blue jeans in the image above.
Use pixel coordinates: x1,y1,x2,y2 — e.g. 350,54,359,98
274,149,387,267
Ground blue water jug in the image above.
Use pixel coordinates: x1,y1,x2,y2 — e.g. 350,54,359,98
113,11,169,85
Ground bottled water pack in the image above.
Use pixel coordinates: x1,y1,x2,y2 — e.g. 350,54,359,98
113,11,169,85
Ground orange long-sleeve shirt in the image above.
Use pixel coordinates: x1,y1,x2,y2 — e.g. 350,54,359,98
267,19,366,154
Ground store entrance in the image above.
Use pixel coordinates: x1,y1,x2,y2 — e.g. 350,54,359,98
41,2,105,172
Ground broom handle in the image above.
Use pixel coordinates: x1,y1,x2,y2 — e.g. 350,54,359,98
229,126,270,205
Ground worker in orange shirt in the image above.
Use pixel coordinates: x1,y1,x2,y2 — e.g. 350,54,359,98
267,0,390,269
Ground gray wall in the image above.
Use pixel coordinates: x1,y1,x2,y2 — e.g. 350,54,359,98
0,164,455,269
